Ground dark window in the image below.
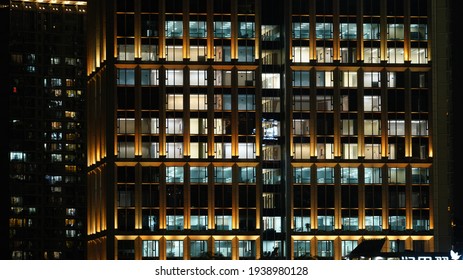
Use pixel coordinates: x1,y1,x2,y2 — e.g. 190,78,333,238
317,185,335,208
340,0,357,15
341,186,358,208
165,0,183,13
410,0,428,16
117,166,135,182
363,0,380,15
292,0,310,13
316,0,333,14
365,186,382,208
387,0,404,16
117,240,135,259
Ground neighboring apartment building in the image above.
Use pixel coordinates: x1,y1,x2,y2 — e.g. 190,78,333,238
86,0,453,260
6,0,87,259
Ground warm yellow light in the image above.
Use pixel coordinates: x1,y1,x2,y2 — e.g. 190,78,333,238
16,0,86,5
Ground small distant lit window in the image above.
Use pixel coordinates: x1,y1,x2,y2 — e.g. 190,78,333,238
66,90,75,97
65,111,76,118
45,175,62,184
65,57,77,65
49,143,62,151
51,154,62,162
51,132,63,140
51,57,60,64
11,54,22,64
65,219,76,227
66,79,75,86
51,122,62,130
11,197,23,205
66,133,77,140
65,165,77,172
11,207,23,214
51,78,62,87
66,208,76,216
10,152,26,161
26,53,36,63
12,251,25,260
52,89,62,96
49,100,63,108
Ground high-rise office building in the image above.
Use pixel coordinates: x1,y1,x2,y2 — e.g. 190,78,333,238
86,0,453,260
6,0,87,259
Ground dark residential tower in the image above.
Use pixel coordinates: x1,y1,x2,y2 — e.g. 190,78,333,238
6,0,87,259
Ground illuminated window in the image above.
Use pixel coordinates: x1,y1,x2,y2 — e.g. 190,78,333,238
294,240,311,258
239,240,256,259
141,69,159,85
142,240,159,259
214,240,232,258
363,23,380,40
316,47,333,63
166,240,184,259
342,240,358,257
317,240,333,257
117,69,135,85
189,21,207,38
315,23,333,39
214,21,231,38
66,208,76,216
387,24,404,40
190,240,207,258
293,22,309,39
51,122,62,130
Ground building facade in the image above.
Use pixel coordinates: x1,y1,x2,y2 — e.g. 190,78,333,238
6,0,87,259
86,0,453,260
